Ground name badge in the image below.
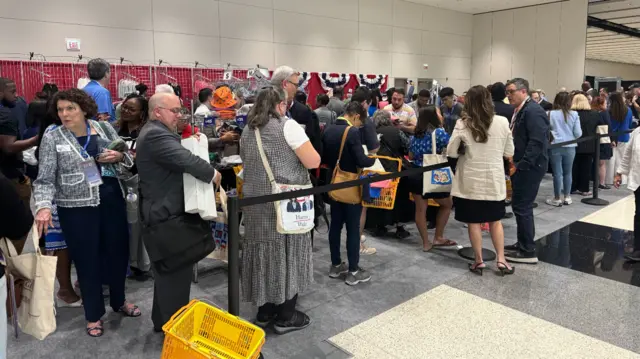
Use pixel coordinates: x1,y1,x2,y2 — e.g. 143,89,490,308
80,159,103,187
56,144,72,152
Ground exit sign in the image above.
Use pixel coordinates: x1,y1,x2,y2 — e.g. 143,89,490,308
65,38,81,51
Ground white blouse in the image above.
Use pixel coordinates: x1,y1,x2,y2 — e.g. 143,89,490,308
617,127,640,192
447,116,515,201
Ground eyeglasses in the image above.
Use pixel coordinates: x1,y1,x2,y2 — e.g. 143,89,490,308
286,80,298,87
506,89,520,95
158,107,183,114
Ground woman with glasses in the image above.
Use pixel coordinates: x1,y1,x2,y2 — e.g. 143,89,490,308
33,89,141,337
240,87,320,334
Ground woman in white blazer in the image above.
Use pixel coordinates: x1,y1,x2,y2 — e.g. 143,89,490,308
447,85,515,276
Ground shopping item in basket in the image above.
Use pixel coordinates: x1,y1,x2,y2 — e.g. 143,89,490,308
362,155,402,210
161,299,265,359
255,127,314,234
423,130,453,194
0,224,57,340
209,186,228,262
329,126,362,204
182,133,217,220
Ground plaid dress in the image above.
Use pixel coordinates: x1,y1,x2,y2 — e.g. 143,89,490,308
240,117,314,307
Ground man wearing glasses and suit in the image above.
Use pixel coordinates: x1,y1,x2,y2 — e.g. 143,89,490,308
136,92,221,332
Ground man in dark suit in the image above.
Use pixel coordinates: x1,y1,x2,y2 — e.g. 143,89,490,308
491,82,515,119
136,92,221,331
531,90,552,111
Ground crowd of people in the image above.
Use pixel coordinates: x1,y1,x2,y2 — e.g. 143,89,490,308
2,56,640,352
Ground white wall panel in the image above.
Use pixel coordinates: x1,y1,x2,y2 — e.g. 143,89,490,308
391,53,423,78
471,13,492,87
510,7,536,82
153,33,220,65
358,23,393,52
0,19,155,63
558,0,587,90
422,31,472,58
357,50,392,74
359,0,394,26
393,0,423,30
220,0,272,8
392,27,422,55
220,38,274,69
533,3,561,94
152,0,219,36
219,2,273,42
274,11,358,49
275,44,357,73
0,0,153,30
0,0,473,85
274,0,359,21
422,7,473,37
585,59,640,80
490,11,513,83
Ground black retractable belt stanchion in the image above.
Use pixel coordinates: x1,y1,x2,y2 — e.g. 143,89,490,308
227,195,240,316
582,135,609,206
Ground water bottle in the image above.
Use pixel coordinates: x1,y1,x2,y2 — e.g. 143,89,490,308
126,187,138,224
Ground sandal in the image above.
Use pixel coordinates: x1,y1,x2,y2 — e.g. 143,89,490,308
86,320,104,337
118,302,142,317
432,239,458,248
468,262,486,276
496,261,515,276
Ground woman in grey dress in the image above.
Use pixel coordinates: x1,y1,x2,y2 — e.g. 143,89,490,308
240,87,320,334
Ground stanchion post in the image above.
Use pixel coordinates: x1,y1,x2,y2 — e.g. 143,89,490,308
582,134,609,206
227,195,240,316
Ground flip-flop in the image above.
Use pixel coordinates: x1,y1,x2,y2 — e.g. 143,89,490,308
432,239,458,248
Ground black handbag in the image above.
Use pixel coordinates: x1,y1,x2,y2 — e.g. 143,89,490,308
141,213,215,274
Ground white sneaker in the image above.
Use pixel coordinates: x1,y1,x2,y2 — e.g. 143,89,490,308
545,198,562,207
563,196,572,205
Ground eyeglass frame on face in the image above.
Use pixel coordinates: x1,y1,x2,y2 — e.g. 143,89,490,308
157,106,182,114
505,88,526,95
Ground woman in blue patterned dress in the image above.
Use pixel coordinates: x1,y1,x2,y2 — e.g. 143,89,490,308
408,106,456,251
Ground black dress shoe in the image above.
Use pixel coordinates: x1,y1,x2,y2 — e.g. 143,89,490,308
503,212,514,219
505,250,538,264
504,243,520,251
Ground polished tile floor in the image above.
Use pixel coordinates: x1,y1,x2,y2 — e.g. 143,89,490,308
8,175,640,358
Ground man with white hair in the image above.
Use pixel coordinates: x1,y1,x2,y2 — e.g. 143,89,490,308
136,92,221,332
271,65,322,155
155,84,175,94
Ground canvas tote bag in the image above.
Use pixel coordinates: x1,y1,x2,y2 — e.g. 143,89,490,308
597,125,611,144
422,130,453,194
255,127,315,234
329,126,362,204
0,224,57,340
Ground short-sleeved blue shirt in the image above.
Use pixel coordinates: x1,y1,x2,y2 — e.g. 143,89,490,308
83,80,115,122
410,128,450,166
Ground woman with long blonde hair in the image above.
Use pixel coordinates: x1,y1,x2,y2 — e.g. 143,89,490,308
447,85,515,275
570,93,602,196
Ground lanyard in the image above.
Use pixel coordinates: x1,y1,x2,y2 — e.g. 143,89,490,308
337,117,352,126
78,122,92,158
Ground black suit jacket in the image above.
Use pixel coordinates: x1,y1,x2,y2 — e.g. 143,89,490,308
493,100,515,120
136,120,216,225
289,101,322,157
512,99,550,172
539,99,553,111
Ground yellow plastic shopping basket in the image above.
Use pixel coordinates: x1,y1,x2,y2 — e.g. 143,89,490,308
161,300,265,359
362,155,402,210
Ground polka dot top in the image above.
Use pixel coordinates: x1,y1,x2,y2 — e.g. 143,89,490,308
410,128,450,166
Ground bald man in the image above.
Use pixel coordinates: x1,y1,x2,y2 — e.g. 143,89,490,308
136,93,221,331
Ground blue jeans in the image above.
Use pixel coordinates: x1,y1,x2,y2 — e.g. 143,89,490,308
512,167,546,253
329,202,361,272
549,147,576,198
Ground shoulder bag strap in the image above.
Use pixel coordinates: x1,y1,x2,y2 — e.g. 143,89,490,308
336,126,351,169
255,127,277,187
431,129,438,155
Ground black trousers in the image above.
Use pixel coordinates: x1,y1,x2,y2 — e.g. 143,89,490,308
151,263,193,330
57,179,130,322
572,153,593,193
635,188,640,252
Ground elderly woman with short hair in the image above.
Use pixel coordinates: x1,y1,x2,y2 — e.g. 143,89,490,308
365,111,413,238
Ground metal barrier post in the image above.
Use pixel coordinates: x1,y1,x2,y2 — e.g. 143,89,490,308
582,134,609,206
227,195,240,316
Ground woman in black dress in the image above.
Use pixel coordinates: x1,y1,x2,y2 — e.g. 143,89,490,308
447,86,515,275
